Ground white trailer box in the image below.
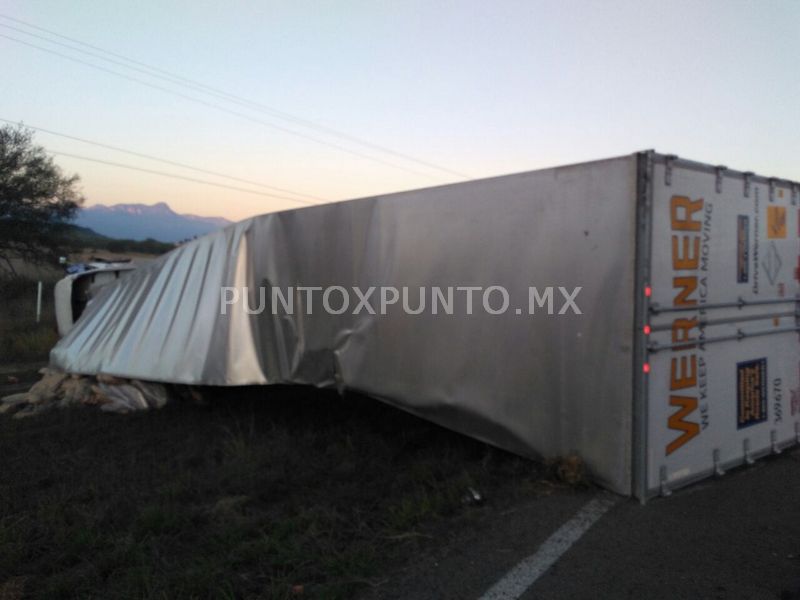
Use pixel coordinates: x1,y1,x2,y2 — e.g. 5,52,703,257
50,151,800,500
641,154,799,499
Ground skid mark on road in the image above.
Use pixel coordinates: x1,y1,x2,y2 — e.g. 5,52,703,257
478,492,619,600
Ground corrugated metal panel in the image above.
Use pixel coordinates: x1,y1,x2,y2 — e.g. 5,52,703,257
51,155,639,494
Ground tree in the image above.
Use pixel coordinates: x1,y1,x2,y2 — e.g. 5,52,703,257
0,123,84,276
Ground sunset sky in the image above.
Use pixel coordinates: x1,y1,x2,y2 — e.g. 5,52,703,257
2,1,798,222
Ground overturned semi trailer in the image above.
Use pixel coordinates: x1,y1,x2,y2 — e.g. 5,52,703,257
50,151,800,500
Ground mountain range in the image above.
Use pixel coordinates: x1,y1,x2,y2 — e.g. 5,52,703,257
75,202,232,243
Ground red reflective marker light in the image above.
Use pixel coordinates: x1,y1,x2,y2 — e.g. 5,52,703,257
643,363,651,374
643,325,651,335
644,286,652,298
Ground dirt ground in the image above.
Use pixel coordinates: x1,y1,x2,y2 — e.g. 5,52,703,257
0,383,580,600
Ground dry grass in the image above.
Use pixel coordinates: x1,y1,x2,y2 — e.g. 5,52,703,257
0,387,551,599
0,276,59,364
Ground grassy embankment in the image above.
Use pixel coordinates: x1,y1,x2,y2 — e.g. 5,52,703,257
0,276,59,367
0,387,570,599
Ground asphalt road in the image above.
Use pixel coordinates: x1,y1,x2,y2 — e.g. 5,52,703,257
369,448,800,600
525,449,800,600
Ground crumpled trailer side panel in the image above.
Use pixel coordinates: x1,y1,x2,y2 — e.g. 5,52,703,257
51,155,639,494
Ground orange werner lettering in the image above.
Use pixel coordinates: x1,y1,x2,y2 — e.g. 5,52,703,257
670,195,703,231
671,318,699,348
666,395,701,456
670,355,697,390
672,234,700,269
666,194,703,455
673,277,698,307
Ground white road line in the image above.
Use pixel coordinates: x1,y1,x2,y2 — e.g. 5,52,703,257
478,492,619,600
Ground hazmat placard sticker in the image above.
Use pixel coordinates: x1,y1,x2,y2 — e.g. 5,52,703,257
737,358,768,429
767,206,787,239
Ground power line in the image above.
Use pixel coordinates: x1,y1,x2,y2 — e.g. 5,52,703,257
0,22,198,90
0,32,441,181
0,14,469,179
47,149,320,206
0,15,212,86
0,15,471,179
0,118,325,202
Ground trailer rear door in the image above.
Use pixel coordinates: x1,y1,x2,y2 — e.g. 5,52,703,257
644,156,800,496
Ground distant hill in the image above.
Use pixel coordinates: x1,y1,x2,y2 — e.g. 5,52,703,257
66,224,111,243
61,223,174,255
75,202,232,243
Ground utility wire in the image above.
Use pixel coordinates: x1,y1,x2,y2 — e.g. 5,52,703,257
0,14,469,179
1,32,441,181
47,150,320,206
0,16,470,179
0,22,220,100
0,118,325,202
